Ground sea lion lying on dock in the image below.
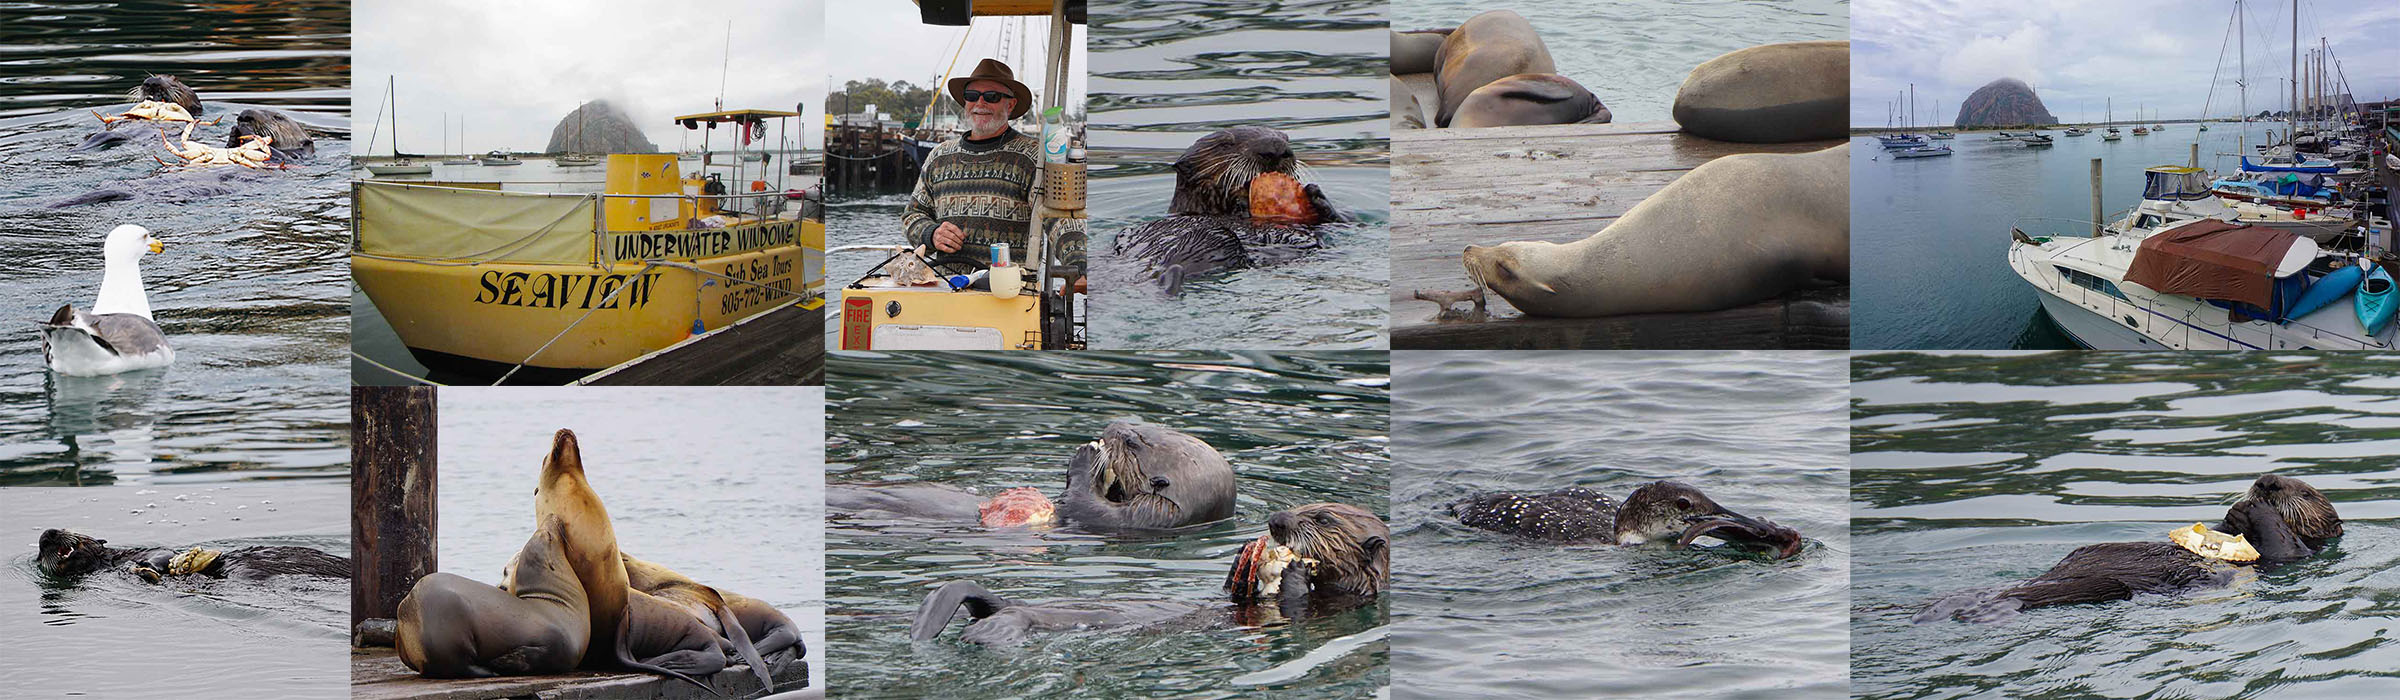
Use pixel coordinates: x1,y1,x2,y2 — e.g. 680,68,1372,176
397,517,589,678
1916,473,2343,623
1111,126,1352,296
1447,481,1804,559
910,503,1388,645
1672,41,1849,143
1390,11,1610,129
37,528,349,582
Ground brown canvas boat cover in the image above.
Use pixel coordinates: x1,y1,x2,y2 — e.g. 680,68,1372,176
2124,220,2295,308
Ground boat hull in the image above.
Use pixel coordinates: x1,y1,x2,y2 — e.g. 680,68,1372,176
2030,287,2169,350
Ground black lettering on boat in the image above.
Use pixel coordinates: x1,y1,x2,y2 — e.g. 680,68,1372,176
500,272,527,306
475,270,501,304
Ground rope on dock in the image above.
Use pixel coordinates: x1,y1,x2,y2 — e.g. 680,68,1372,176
350,351,448,386
490,257,813,386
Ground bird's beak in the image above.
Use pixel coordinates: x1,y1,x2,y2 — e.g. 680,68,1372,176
147,236,163,254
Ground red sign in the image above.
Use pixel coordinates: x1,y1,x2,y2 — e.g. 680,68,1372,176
841,296,872,349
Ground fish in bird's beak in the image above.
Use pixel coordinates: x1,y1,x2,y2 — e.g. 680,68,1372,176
1676,509,1803,559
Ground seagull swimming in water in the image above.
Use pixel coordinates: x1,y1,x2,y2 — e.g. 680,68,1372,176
41,224,174,376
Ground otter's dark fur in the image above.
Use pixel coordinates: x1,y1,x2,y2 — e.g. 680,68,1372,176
37,528,349,581
1112,126,1354,295
227,108,314,161
1916,473,2343,623
1265,502,1390,598
1059,421,1237,531
1448,481,1804,558
73,76,206,153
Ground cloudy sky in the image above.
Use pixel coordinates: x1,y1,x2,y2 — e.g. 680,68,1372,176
1853,0,2400,126
825,2,1087,118
355,0,826,154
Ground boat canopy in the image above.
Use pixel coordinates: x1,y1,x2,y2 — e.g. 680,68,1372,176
356,181,601,265
2125,220,2317,309
2141,166,2213,202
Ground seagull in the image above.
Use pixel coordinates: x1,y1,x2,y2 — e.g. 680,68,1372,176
41,224,174,376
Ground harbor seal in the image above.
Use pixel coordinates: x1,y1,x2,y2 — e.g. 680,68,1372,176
1448,482,1804,558
36,528,348,581
1111,126,1352,295
1060,421,1238,531
1426,11,1556,128
395,517,590,678
1916,473,2342,623
529,428,632,669
1672,41,1850,143
1451,73,1611,129
1453,143,1848,317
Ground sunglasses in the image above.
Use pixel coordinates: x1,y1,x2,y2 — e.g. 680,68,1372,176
960,89,1013,104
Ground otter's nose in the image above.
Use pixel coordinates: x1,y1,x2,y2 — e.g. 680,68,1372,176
1267,511,1298,544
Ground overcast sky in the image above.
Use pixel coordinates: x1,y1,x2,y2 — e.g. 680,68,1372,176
1853,0,2400,126
354,0,825,154
824,2,1087,118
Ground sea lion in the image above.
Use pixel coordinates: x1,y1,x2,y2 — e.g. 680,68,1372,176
1451,73,1611,129
1448,482,1805,558
1427,11,1555,128
825,483,1056,528
36,528,349,581
1672,41,1849,143
226,109,315,161
1110,126,1351,296
615,589,732,691
395,516,590,678
1452,143,1849,317
1392,75,1427,129
1916,473,2342,623
621,554,782,692
1390,30,1449,76
1060,421,1238,531
915,503,1388,645
530,428,631,669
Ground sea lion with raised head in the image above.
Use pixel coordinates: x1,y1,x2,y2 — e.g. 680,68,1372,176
36,528,349,582
1448,482,1805,558
1110,126,1352,296
1447,143,1848,317
1060,421,1238,531
913,503,1388,645
1672,41,1849,143
530,428,632,669
395,516,590,678
1917,473,2343,623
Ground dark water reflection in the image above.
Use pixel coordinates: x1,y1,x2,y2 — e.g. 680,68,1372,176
1852,351,2400,699
825,350,1389,698
0,1,350,484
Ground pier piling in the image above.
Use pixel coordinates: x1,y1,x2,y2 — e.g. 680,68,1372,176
2091,158,2104,237
351,386,437,628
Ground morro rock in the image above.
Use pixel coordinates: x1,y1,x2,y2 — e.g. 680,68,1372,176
1953,78,2057,128
545,100,659,154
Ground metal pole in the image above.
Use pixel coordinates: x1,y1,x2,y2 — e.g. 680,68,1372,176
2091,158,2104,238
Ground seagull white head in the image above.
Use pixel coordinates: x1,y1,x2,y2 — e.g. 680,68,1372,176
95,224,162,318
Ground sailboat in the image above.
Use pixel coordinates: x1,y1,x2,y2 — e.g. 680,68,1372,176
2132,104,2150,135
365,76,432,176
556,102,600,168
2103,98,2122,140
441,114,475,165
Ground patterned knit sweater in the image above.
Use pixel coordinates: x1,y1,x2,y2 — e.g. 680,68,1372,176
901,128,1041,259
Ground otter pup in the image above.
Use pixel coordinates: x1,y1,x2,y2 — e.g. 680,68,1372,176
1447,481,1805,559
1916,473,2343,623
37,528,349,582
910,503,1388,646
1112,126,1354,295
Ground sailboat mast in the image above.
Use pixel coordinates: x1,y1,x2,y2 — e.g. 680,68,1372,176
2288,0,2297,145
2238,0,2245,155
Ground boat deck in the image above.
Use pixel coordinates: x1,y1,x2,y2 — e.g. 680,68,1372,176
1389,113,1849,348
349,647,807,700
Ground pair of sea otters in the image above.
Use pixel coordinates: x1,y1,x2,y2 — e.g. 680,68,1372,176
832,421,1391,645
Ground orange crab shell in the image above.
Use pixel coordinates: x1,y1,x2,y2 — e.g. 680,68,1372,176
1248,172,1319,225
977,487,1056,528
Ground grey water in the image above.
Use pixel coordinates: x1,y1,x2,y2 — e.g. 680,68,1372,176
434,387,827,686
824,350,1389,698
1853,123,2306,349
1391,351,1852,700
1087,0,1389,349
1391,0,1850,124
0,1,351,481
1851,351,2400,698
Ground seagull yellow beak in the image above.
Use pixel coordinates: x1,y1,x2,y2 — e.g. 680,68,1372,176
147,237,163,254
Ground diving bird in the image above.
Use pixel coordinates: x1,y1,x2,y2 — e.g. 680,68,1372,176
41,224,173,376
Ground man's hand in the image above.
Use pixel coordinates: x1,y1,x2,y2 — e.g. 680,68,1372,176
932,222,965,253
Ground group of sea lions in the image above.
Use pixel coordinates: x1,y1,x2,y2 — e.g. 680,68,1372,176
1112,126,1355,295
388,429,803,694
831,420,1390,645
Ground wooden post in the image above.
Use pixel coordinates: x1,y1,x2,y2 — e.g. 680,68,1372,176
351,386,437,628
2190,143,2199,169
2091,158,2105,238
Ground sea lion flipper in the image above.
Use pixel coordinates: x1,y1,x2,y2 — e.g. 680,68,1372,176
714,600,774,693
613,608,726,696
910,580,1014,641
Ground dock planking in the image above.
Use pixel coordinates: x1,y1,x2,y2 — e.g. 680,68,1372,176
350,647,808,700
1389,116,1846,348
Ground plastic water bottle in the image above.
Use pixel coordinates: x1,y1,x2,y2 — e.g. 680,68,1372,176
1041,107,1071,164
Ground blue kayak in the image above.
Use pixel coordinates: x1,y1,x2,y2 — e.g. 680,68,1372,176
2283,264,2364,323
2358,265,2396,336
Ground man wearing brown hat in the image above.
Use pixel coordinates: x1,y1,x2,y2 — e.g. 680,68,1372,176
901,58,1043,260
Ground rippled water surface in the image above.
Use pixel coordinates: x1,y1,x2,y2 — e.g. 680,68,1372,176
434,387,827,688
1391,0,1849,124
1852,351,2400,699
0,1,350,481
825,351,1389,698
1392,351,1852,700
1088,0,1388,349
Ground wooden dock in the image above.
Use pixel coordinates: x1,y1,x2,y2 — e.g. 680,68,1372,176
1389,115,1848,349
579,300,826,386
350,648,808,700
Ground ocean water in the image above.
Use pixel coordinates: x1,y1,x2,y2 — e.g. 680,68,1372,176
1087,0,1389,349
824,350,1390,698
1392,351,1853,700
1852,351,2400,698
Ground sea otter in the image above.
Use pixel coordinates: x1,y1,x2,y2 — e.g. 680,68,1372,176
909,502,1388,645
826,483,1057,528
1060,421,1237,531
36,528,349,582
74,76,207,152
1446,481,1805,559
1916,473,2343,623
1111,126,1353,295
